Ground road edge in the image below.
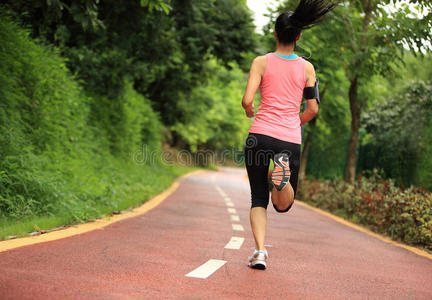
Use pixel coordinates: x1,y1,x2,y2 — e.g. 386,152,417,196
295,200,432,260
0,170,202,253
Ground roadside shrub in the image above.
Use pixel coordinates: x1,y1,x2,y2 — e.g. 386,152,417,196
0,13,89,156
361,81,432,189
299,169,432,251
88,81,162,156
0,13,166,225
0,13,91,218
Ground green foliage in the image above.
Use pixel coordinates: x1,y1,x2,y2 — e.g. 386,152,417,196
148,0,258,125
299,169,432,250
361,81,432,189
65,47,132,98
3,0,258,128
0,0,259,232
416,119,432,188
386,53,432,91
88,81,162,156
140,0,172,14
2,0,105,36
0,12,89,156
0,14,174,231
171,59,251,152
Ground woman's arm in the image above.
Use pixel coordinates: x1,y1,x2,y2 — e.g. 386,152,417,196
300,61,319,126
242,56,266,118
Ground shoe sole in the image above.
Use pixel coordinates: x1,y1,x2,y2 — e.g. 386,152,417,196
272,153,290,191
250,263,266,270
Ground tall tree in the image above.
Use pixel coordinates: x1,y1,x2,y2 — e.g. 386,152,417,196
2,0,258,137
339,0,432,182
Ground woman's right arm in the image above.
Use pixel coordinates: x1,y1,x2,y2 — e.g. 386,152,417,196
242,56,266,118
300,61,319,125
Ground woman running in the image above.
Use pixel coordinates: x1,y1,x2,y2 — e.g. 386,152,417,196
242,0,335,270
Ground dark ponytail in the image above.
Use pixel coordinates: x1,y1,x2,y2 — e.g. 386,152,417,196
275,0,336,45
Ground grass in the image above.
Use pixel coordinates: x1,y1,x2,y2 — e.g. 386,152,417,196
0,163,196,240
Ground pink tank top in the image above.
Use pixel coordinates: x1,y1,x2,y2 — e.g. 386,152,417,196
249,53,306,144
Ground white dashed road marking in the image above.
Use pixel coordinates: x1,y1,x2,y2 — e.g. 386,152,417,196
230,215,240,222
196,183,245,280
185,259,227,279
227,208,237,214
232,224,244,231
224,237,245,250
216,186,227,197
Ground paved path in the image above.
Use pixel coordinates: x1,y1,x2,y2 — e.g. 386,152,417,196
0,168,431,299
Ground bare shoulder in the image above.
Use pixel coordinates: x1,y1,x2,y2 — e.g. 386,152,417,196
304,59,316,86
304,60,316,75
253,55,267,64
251,55,267,74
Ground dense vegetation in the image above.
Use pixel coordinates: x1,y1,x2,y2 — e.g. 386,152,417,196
0,13,190,239
0,0,257,238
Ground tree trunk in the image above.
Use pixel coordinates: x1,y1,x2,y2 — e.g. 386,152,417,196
344,76,362,183
342,2,374,183
299,118,316,183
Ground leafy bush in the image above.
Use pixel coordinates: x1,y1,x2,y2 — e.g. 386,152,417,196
0,14,89,156
299,169,432,251
0,13,91,218
0,13,170,229
171,59,251,152
88,81,162,156
361,81,432,189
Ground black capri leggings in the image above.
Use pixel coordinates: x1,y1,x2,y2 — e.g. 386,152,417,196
244,133,301,213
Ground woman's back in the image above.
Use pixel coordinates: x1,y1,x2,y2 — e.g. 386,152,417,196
249,53,307,144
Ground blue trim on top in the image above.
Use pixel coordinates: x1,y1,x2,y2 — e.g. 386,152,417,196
273,53,298,60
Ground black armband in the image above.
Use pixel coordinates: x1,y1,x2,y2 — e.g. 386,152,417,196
303,78,320,104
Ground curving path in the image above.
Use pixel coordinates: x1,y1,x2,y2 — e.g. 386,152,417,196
0,168,431,299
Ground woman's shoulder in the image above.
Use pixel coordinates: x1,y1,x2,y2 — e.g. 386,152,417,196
302,59,316,85
251,55,268,74
303,59,315,74
301,57,314,68
252,55,267,65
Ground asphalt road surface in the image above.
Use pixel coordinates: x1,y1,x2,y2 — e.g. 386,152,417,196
0,168,431,299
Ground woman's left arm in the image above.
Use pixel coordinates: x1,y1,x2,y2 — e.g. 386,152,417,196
300,61,319,125
242,56,265,118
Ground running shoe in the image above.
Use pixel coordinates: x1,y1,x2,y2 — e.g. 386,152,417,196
271,153,291,191
268,171,274,191
248,249,268,270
